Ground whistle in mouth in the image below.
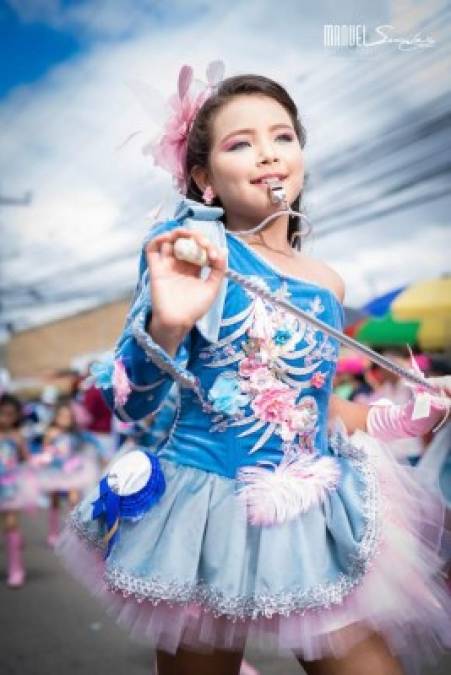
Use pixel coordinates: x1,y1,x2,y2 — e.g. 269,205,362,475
263,177,287,206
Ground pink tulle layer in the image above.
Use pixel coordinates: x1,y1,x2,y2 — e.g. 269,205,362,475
36,455,98,494
57,431,451,670
0,467,40,512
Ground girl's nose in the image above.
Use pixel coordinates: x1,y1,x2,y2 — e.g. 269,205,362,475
256,140,279,165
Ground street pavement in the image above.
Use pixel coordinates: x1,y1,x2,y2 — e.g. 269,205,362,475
1,512,450,675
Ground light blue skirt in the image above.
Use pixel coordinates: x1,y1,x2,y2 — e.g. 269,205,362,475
59,430,451,664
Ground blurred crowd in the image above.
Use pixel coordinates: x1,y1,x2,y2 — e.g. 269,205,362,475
0,361,159,588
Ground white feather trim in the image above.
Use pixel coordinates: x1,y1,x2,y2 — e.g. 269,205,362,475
237,455,340,526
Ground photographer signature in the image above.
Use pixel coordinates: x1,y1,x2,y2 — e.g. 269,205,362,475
365,24,435,51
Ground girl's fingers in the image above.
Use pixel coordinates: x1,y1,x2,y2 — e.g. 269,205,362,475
146,227,197,253
147,227,211,252
208,246,227,271
147,227,227,272
160,242,173,258
204,247,227,287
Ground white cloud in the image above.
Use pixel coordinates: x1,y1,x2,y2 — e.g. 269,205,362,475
313,224,450,306
6,0,210,39
1,0,450,334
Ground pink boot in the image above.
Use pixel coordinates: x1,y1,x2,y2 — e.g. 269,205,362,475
5,529,26,588
240,659,260,675
47,507,60,547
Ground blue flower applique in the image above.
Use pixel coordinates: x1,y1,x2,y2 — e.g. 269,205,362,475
208,372,250,416
273,327,293,346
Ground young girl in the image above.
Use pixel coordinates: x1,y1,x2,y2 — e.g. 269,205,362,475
59,69,451,675
0,393,33,587
37,401,99,545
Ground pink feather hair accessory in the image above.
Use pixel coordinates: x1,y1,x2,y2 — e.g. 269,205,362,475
112,358,132,408
149,61,225,193
237,455,340,526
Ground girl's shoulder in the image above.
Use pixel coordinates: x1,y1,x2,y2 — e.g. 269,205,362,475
294,252,345,303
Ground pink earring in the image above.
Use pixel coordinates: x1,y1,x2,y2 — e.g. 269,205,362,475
202,186,215,205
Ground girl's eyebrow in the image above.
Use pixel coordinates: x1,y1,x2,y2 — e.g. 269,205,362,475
219,123,293,145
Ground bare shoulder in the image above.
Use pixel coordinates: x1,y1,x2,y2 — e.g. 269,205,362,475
295,253,346,303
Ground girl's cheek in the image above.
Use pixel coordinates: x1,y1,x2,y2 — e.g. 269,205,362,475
220,158,249,179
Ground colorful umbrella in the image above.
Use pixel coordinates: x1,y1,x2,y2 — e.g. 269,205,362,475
392,278,451,321
355,277,451,350
362,286,406,317
343,306,368,326
356,313,420,347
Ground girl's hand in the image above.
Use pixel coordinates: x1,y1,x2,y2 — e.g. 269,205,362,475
145,227,227,334
425,375,451,400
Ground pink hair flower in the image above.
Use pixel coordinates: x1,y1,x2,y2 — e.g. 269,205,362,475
149,61,225,193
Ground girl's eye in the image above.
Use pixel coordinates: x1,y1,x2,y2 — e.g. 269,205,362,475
227,133,295,151
276,133,294,142
227,140,250,151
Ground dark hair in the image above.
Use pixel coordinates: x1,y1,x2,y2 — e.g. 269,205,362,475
185,74,307,249
0,393,23,428
428,356,451,377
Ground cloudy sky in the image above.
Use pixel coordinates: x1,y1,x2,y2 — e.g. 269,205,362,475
1,0,450,340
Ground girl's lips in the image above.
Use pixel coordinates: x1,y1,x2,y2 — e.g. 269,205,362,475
250,175,287,185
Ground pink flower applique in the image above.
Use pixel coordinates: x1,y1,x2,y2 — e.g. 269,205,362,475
310,371,327,389
251,385,297,425
239,355,263,378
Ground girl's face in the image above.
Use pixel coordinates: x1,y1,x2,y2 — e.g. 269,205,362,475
206,94,304,225
0,404,20,431
54,405,74,431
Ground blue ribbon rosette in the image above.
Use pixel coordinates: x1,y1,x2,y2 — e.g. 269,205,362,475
91,449,165,558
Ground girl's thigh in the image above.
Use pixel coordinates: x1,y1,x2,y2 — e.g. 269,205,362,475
297,632,404,675
156,646,244,675
68,489,80,507
1,510,19,531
